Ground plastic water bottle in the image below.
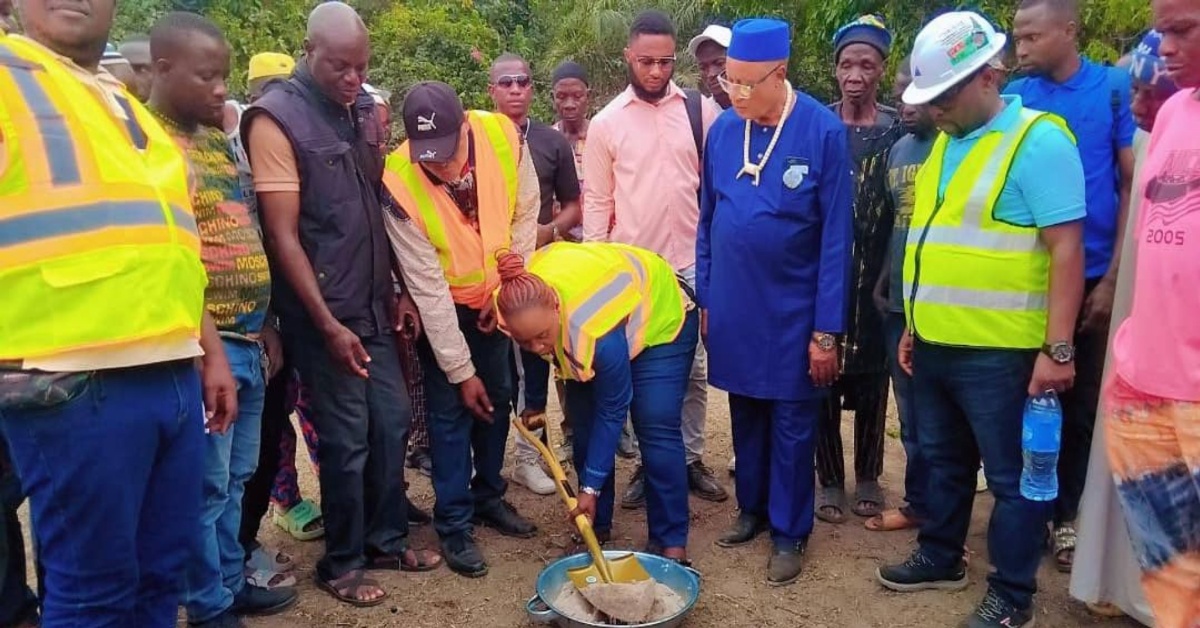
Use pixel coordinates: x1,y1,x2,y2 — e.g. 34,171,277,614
1020,391,1062,501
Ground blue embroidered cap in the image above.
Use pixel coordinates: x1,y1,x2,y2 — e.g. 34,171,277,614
833,14,892,60
728,18,791,62
1131,30,1178,94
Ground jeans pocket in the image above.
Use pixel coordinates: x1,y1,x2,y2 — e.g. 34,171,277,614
0,371,93,414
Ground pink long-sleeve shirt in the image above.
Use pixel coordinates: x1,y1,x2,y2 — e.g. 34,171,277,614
581,83,720,271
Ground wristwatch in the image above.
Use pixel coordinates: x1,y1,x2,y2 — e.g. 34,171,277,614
812,332,837,352
580,486,601,497
1042,341,1076,364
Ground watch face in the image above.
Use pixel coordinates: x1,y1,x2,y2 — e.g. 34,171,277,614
1051,343,1074,363
816,335,836,351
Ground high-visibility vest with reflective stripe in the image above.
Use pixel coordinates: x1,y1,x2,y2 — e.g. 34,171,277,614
383,111,519,309
0,35,206,360
527,242,686,382
902,107,1074,349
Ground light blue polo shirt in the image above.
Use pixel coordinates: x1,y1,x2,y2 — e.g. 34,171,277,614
937,95,1086,229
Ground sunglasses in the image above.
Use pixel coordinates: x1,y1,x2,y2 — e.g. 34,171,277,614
494,74,532,89
717,63,784,100
635,56,676,70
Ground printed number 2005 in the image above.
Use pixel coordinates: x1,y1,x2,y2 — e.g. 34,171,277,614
1146,229,1186,245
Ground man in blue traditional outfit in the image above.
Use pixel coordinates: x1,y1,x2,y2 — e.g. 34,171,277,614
697,17,854,587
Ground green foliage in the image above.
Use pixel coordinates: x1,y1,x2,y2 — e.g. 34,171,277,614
102,0,1151,111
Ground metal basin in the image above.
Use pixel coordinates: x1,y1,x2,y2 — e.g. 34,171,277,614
526,551,701,628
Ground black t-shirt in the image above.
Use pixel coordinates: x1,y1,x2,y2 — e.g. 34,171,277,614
524,120,582,224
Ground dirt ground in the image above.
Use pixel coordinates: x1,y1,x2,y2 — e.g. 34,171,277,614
22,390,1142,627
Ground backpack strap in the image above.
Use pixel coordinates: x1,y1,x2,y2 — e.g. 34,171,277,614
683,88,703,162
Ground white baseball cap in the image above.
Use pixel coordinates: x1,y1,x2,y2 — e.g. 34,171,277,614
903,11,1007,105
688,24,733,57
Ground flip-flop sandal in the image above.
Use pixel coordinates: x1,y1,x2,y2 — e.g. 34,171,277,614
816,486,847,524
366,549,443,573
865,508,921,532
273,499,324,542
316,569,388,608
245,567,297,590
1053,525,1076,573
852,481,885,518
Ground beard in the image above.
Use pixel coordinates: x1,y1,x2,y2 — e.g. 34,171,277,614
627,64,672,103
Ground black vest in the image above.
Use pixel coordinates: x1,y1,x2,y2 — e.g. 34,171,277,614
243,65,392,337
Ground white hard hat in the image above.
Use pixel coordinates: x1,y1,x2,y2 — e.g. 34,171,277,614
903,11,1007,105
688,24,733,57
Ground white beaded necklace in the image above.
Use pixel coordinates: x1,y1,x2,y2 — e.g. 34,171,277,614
737,81,796,187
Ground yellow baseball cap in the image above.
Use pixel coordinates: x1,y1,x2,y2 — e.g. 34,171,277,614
247,52,295,82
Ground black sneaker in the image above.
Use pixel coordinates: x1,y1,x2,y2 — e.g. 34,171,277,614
407,446,432,477
621,467,646,509
964,588,1035,628
688,461,729,502
441,534,488,578
229,583,297,616
190,611,246,628
716,512,767,548
876,551,968,592
472,500,537,538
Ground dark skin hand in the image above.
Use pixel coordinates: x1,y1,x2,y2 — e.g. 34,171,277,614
808,337,839,387
199,311,238,433
569,492,597,526
898,327,914,376
459,375,494,422
391,291,422,341
477,299,499,333
256,188,369,378
261,324,284,379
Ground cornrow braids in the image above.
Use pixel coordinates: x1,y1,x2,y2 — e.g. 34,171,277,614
495,251,556,318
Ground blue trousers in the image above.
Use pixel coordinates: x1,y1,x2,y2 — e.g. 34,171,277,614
885,313,926,518
420,306,513,540
0,360,203,628
913,341,1050,610
184,340,265,622
729,394,820,544
564,311,698,549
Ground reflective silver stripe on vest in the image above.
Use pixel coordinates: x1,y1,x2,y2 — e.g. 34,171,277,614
0,201,198,247
917,226,1043,252
0,42,82,186
904,281,1047,311
566,272,634,356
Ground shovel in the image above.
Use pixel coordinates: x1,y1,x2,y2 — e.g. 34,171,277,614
511,415,650,588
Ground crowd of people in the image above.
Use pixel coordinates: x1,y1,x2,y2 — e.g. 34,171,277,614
0,0,1197,627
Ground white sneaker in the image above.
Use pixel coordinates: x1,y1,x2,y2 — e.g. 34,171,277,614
512,459,556,495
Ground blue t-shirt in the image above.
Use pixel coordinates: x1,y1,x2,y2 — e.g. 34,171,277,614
886,133,934,312
936,95,1087,230
1005,59,1136,278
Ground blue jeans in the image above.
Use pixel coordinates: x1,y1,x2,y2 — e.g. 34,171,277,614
420,306,512,540
885,313,926,518
729,395,820,544
912,341,1050,610
184,340,265,622
0,360,204,628
564,310,698,548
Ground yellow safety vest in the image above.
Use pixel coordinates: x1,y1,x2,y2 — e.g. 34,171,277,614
383,111,519,309
903,107,1074,350
526,242,686,382
0,35,206,361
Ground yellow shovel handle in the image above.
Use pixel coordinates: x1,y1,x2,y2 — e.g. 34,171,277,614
511,418,613,583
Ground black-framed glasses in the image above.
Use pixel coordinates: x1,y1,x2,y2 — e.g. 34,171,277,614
929,67,986,108
494,74,532,89
717,63,784,100
635,56,676,70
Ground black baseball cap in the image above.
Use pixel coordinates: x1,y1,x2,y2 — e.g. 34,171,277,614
403,81,465,163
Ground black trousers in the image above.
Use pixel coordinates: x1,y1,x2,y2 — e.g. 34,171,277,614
1055,278,1108,525
815,371,889,488
0,441,37,627
289,331,413,580
239,360,294,555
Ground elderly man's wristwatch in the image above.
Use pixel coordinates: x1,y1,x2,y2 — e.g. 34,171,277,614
812,332,837,352
1042,341,1076,364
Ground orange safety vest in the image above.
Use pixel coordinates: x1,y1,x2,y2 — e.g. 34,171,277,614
383,111,519,309
0,35,206,360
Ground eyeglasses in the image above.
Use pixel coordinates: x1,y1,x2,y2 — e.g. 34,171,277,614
717,63,784,100
928,67,985,108
494,74,532,89
634,56,676,70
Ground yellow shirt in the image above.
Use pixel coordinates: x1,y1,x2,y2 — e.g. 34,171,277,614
2,35,203,371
